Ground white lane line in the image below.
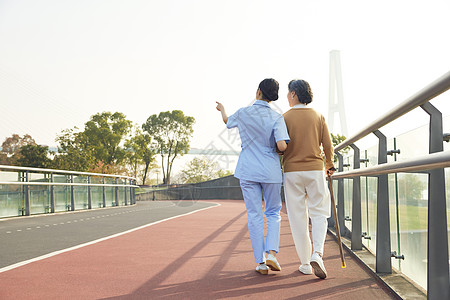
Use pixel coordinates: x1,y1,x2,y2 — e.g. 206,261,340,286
6,231,11,234
0,203,220,274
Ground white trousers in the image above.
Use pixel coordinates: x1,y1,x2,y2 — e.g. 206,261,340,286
240,180,282,264
284,171,331,265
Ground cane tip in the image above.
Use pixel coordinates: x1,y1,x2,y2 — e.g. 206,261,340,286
341,264,346,269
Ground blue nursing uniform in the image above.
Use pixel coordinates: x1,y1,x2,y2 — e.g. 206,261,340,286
227,100,290,263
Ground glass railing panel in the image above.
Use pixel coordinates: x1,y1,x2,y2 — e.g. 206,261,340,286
394,125,429,160
73,175,88,210
53,174,71,212
0,184,23,217
117,178,126,205
397,172,429,290
104,178,115,207
0,170,22,182
367,176,378,253
359,144,378,253
0,171,24,217
344,178,352,232
388,173,401,271
90,176,104,207
28,173,49,215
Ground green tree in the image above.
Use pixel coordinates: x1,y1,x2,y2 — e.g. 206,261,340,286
330,133,349,163
1,134,36,165
124,127,157,185
142,110,195,184
16,144,52,168
55,112,132,173
54,128,95,171
180,157,233,184
84,112,132,165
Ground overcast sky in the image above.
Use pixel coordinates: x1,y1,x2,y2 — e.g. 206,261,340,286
1,0,449,169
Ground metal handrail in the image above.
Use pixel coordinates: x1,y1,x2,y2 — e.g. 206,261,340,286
332,150,450,178
0,181,139,187
334,71,450,152
0,164,136,180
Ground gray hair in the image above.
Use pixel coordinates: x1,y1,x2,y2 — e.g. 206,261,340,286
288,79,313,104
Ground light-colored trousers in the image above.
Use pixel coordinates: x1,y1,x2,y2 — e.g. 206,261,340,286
284,171,331,265
240,180,282,264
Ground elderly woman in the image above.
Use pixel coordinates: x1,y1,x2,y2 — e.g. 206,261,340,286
282,79,335,279
216,78,290,275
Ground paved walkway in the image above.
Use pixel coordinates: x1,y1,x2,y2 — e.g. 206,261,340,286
0,200,397,299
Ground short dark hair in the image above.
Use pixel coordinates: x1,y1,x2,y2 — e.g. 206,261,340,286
259,78,279,101
288,79,313,104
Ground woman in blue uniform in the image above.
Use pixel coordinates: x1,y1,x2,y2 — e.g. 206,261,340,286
216,78,290,275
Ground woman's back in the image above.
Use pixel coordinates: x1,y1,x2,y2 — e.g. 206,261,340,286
227,100,288,183
283,107,334,172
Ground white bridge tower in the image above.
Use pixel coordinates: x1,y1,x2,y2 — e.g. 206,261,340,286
328,50,348,137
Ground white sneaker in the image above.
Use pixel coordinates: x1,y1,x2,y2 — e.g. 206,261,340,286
266,254,281,271
310,252,327,279
299,264,313,275
256,263,269,275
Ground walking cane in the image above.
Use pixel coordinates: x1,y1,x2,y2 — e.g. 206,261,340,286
327,175,346,268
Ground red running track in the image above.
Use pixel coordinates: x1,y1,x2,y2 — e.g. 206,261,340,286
0,200,397,299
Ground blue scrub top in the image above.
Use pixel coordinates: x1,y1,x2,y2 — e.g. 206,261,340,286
227,100,290,183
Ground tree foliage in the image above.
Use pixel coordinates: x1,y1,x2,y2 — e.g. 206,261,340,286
330,133,349,163
180,157,231,184
142,110,195,184
16,144,52,168
55,112,132,173
1,134,36,165
124,127,156,185
83,112,132,165
54,128,95,171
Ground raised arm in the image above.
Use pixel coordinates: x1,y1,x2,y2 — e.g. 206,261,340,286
216,101,228,124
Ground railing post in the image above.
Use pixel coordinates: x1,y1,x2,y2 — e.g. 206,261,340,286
420,102,449,299
336,152,346,237
102,177,106,208
70,174,75,211
87,176,92,209
133,180,136,204
50,173,55,213
24,171,30,216
129,179,133,205
373,130,392,274
115,178,119,206
124,178,128,206
350,144,362,250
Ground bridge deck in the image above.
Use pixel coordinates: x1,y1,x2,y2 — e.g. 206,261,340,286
0,200,397,299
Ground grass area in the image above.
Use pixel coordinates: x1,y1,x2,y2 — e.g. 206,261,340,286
362,201,450,232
